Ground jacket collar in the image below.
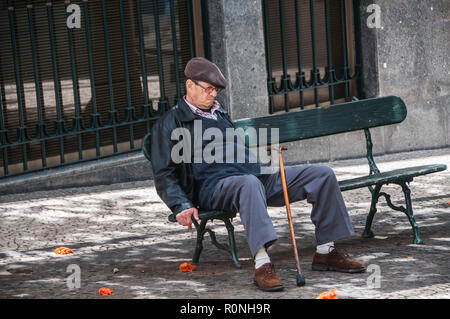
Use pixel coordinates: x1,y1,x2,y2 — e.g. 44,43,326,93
175,97,228,122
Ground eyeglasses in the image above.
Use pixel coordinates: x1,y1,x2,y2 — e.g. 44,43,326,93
191,79,222,95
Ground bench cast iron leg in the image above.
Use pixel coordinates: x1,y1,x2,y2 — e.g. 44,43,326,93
223,218,242,269
363,182,424,244
363,184,382,238
192,219,207,264
400,182,423,244
191,217,241,268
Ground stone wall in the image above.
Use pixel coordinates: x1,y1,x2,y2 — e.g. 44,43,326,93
1,1,448,194
208,0,449,164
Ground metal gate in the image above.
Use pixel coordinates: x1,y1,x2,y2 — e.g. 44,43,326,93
0,0,206,178
262,0,363,113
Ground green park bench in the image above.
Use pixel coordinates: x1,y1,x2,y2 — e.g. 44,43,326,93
142,96,447,268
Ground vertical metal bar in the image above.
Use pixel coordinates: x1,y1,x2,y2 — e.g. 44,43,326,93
0,68,6,129
153,0,168,114
101,0,118,153
82,0,101,157
65,0,84,159
200,0,211,60
262,0,275,114
352,0,363,99
119,0,135,149
135,0,152,129
324,0,335,105
26,0,48,167
278,0,288,80
0,88,6,134
324,0,333,76
0,85,9,176
309,0,319,107
169,0,181,104
294,0,304,108
340,0,350,101
45,0,66,164
186,0,195,58
26,1,45,127
65,1,82,119
7,1,25,129
278,0,289,112
119,0,132,109
81,2,97,119
7,0,29,170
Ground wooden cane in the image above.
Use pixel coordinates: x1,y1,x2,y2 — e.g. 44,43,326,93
269,145,306,286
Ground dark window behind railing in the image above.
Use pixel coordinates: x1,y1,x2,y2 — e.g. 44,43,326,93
262,0,362,113
0,0,203,178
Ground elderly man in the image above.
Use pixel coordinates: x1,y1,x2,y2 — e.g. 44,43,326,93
151,57,365,292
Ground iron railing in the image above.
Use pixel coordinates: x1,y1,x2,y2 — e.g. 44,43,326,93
262,0,363,113
0,0,202,178
1,0,364,179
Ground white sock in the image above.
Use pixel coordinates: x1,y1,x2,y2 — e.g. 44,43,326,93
254,247,271,269
316,242,335,254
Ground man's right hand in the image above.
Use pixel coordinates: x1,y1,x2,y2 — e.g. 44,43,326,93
176,207,199,230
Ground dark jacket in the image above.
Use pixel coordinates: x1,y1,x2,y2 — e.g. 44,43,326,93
150,98,234,216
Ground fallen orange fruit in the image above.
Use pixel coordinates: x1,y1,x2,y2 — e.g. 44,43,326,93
179,262,196,272
317,288,338,299
98,287,114,296
55,247,72,255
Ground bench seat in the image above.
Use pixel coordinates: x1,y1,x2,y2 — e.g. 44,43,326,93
339,164,447,191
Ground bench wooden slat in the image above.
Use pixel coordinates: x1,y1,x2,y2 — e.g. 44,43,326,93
234,96,407,146
339,164,447,191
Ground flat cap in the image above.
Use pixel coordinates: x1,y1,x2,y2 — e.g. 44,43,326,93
184,57,227,89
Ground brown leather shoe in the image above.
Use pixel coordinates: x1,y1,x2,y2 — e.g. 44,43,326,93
312,248,366,273
253,263,284,292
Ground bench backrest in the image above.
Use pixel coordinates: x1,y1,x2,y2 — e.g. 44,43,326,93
142,95,407,160
233,96,406,147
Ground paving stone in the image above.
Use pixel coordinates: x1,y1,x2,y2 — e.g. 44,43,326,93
0,148,448,299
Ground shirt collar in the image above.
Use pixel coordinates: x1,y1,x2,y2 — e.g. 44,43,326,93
184,96,221,115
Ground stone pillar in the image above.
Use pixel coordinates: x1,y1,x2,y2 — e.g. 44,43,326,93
206,0,269,120
359,0,380,100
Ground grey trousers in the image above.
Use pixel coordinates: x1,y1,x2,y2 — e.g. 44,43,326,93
209,165,355,257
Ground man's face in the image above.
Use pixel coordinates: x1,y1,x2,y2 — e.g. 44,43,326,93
185,79,219,109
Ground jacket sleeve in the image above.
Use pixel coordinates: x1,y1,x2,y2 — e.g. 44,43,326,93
150,117,194,216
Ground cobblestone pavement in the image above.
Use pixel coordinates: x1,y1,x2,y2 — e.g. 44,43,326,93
0,149,449,299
